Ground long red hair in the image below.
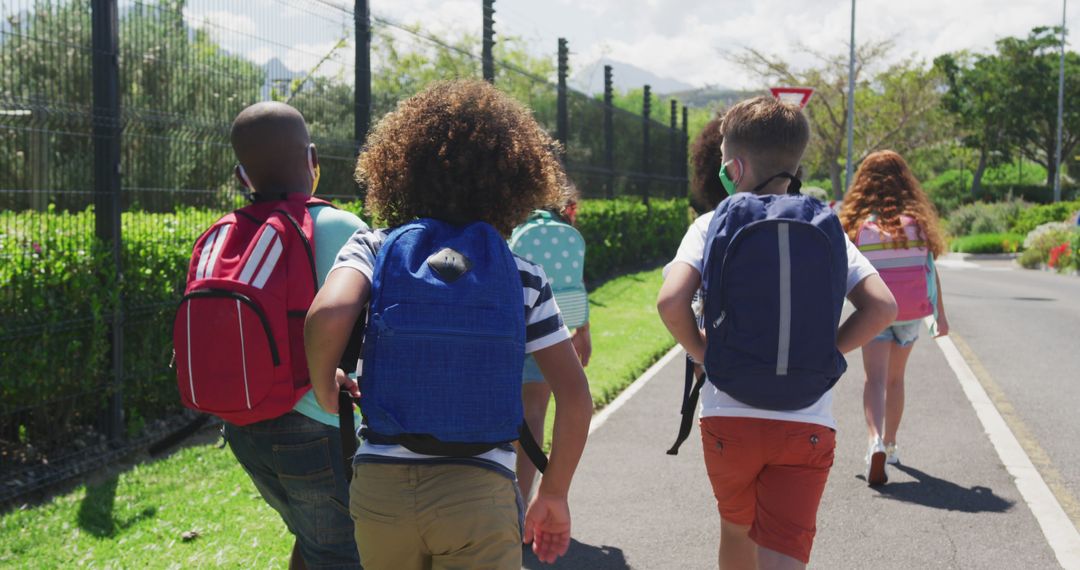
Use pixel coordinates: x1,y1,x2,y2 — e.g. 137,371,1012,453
839,150,945,257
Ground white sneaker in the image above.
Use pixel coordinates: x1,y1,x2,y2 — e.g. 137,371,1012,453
865,438,888,486
885,443,900,465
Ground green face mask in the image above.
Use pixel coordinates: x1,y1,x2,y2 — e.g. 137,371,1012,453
718,159,740,196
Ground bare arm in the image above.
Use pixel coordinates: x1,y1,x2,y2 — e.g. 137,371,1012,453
304,268,369,413
934,269,949,337
837,274,898,354
656,263,705,363
524,338,592,562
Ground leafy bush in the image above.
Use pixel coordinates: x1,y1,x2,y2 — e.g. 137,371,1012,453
0,199,688,451
945,198,1029,237
1011,201,1080,235
1018,222,1077,269
949,233,1024,254
576,198,689,283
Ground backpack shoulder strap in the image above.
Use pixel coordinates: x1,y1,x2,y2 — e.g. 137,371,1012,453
667,356,707,456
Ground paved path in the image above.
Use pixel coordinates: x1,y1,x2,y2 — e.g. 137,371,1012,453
525,257,1075,569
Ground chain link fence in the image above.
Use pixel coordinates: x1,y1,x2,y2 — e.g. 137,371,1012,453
0,0,689,504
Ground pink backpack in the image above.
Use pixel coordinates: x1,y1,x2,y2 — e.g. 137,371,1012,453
856,215,934,321
173,194,330,425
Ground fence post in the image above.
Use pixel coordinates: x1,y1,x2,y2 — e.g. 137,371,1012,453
482,0,495,83
355,0,371,155
92,0,124,443
642,84,651,205
556,38,568,157
603,65,614,199
669,99,678,196
682,105,689,193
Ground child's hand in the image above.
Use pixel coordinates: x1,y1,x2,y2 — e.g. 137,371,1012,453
571,325,592,367
314,369,359,414
935,313,950,337
336,368,360,399
523,492,572,563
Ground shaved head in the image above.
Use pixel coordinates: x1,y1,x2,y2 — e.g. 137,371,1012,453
231,102,314,197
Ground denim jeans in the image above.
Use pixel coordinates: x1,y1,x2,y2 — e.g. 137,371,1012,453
225,412,361,569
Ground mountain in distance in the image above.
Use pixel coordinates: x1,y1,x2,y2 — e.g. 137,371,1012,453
570,57,695,96
663,85,761,110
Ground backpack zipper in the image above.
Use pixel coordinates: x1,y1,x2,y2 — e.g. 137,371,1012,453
180,289,281,365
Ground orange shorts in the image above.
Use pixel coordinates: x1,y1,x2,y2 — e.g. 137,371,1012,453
700,416,835,564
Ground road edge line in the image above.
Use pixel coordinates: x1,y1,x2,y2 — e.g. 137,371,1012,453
931,322,1080,569
589,345,682,436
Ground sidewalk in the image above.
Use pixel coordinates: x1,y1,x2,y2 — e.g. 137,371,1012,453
524,339,1060,569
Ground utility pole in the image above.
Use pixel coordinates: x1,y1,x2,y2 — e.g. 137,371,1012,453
355,0,371,152
843,0,857,198
482,0,495,83
1054,0,1067,202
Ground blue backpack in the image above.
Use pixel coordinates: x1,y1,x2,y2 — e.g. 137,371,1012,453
358,219,546,466
700,193,848,411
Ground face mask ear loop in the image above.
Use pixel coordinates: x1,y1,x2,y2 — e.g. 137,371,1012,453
236,164,255,202
308,145,321,195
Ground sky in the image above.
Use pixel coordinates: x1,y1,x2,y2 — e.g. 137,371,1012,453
179,0,1079,92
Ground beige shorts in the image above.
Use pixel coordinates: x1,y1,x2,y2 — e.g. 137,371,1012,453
350,462,523,570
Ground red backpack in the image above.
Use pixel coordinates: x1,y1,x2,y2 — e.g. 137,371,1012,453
173,194,331,425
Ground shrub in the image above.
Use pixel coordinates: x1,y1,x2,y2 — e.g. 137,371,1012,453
576,198,689,283
949,233,1024,254
945,199,1029,237
0,199,688,451
1018,222,1077,269
1012,201,1080,235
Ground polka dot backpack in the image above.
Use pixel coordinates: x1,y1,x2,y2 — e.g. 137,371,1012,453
509,209,589,329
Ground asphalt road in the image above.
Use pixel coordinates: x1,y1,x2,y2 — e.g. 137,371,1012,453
524,257,1075,569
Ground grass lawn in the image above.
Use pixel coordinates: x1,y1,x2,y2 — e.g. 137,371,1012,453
0,265,673,568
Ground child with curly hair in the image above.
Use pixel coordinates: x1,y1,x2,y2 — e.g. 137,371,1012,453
304,80,592,569
839,150,950,486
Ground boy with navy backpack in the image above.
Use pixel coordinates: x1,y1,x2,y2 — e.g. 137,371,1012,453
174,102,364,569
304,80,592,570
657,96,897,569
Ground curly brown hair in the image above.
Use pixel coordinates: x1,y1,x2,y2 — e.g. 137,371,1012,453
356,80,564,236
690,114,725,211
839,150,945,257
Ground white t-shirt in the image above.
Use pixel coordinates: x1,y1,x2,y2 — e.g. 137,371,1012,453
663,213,878,429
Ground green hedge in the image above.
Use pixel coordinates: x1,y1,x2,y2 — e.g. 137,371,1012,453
949,233,1024,254
1011,200,1080,235
0,198,688,448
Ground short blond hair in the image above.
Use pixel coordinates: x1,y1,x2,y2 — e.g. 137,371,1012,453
720,96,809,175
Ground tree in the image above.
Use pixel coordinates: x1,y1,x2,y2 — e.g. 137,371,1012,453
732,42,948,198
934,51,1015,196
996,27,1080,187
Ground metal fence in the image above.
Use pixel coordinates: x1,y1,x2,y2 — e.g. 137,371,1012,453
0,0,689,503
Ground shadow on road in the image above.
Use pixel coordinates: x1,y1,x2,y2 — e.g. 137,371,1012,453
522,539,629,569
868,464,1015,514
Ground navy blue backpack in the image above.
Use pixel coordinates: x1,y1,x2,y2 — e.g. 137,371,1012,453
668,192,848,455
358,218,547,469
701,193,848,410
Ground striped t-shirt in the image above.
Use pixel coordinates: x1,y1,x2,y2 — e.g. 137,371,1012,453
330,228,572,477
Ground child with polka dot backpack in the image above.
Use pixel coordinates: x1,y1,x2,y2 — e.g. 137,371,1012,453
509,188,591,502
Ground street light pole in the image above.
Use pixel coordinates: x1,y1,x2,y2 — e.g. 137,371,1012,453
844,0,857,198
1054,0,1067,202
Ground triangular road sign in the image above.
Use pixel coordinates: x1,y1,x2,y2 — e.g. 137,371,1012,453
770,87,815,108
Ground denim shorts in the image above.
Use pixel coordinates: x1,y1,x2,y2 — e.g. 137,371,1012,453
522,354,545,384
224,412,360,569
873,319,922,347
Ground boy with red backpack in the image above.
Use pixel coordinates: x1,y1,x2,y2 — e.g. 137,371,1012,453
657,97,898,568
173,102,364,569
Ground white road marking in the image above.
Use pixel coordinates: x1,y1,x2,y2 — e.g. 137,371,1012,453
589,345,682,436
931,320,1080,569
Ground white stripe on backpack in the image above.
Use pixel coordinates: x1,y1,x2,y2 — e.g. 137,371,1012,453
239,227,278,285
